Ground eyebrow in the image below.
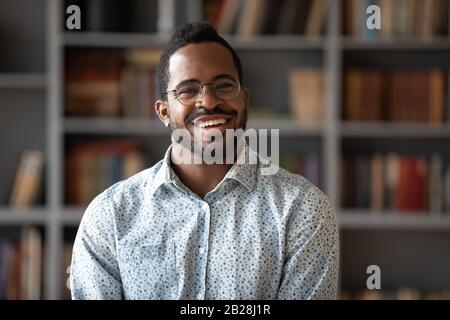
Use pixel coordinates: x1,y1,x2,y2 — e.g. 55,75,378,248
175,74,237,88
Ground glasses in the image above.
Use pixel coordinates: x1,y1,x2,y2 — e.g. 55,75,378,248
165,78,241,106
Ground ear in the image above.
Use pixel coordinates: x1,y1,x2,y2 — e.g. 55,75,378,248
242,87,250,108
155,99,170,127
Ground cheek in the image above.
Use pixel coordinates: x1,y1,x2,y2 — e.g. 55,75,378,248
170,105,191,123
233,101,247,119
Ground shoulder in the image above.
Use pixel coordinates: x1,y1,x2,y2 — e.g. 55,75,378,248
103,160,163,202
257,163,335,221
81,160,164,224
257,163,315,201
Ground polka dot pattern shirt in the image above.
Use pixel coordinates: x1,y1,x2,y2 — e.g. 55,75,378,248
70,145,339,300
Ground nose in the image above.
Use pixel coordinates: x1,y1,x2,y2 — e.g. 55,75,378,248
195,85,221,110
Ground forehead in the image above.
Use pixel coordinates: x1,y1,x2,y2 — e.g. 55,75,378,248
168,42,238,86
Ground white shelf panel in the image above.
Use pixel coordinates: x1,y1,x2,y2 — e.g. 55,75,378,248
64,117,169,135
64,32,326,50
64,117,324,137
64,32,170,48
342,37,450,50
62,207,84,227
340,122,450,138
248,118,323,136
0,73,47,89
0,208,48,225
338,210,450,230
61,209,450,230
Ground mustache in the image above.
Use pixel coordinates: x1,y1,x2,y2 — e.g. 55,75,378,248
186,106,236,123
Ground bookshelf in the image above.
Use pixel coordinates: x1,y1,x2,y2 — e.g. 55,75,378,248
1,0,450,299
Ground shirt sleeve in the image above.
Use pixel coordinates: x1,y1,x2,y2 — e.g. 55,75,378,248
276,185,340,300
70,192,123,300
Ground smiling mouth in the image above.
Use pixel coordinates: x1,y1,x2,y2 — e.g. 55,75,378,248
191,115,233,129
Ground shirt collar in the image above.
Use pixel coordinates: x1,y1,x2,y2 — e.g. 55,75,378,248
148,143,258,196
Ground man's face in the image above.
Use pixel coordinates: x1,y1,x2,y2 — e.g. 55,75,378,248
155,42,249,155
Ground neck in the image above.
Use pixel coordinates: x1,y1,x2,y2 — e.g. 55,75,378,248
170,150,232,199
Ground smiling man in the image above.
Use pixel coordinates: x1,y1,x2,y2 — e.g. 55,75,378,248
70,22,339,300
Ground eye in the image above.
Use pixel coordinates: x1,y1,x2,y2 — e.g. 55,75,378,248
177,87,200,97
215,82,235,92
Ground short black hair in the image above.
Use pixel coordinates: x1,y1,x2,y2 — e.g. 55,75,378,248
156,21,243,100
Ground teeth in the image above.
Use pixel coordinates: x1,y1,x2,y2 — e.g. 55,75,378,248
199,118,227,128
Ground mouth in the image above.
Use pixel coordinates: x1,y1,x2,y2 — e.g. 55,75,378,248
190,115,233,131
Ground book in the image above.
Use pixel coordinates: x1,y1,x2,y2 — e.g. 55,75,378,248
7,243,21,300
63,243,73,300
280,153,321,188
9,150,44,210
345,0,450,38
65,50,123,117
445,166,450,213
305,0,326,36
429,69,445,123
20,226,42,300
341,153,446,213
429,154,444,214
66,140,145,205
288,68,324,124
379,0,394,38
370,153,385,211
344,69,447,123
0,241,12,299
209,0,327,35
237,0,265,36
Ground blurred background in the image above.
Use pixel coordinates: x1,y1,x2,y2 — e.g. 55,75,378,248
1,0,450,300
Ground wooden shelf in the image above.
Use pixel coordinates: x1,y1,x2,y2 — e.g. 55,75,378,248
0,73,47,89
0,208,48,225
338,210,450,230
64,117,169,135
340,122,450,138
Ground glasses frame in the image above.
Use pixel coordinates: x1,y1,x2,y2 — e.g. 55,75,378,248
164,79,241,106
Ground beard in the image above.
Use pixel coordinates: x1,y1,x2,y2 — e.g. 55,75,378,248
170,108,248,162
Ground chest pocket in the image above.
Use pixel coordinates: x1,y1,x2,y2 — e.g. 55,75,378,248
120,241,178,299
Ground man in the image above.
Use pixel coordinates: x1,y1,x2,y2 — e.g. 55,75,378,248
70,22,339,300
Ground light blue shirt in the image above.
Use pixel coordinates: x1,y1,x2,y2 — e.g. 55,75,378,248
70,145,339,300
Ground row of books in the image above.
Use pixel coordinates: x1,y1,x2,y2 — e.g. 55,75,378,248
344,69,450,123
341,153,450,213
344,0,450,39
280,153,321,189
62,243,73,300
0,227,42,300
203,0,327,36
65,140,145,205
340,288,450,300
9,150,45,210
65,49,161,118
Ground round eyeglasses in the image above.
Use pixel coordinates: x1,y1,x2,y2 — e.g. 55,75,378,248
164,78,241,106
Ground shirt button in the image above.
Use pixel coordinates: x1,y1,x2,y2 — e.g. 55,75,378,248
197,293,204,300
199,247,205,255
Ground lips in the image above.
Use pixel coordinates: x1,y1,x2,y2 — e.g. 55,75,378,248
191,114,233,129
